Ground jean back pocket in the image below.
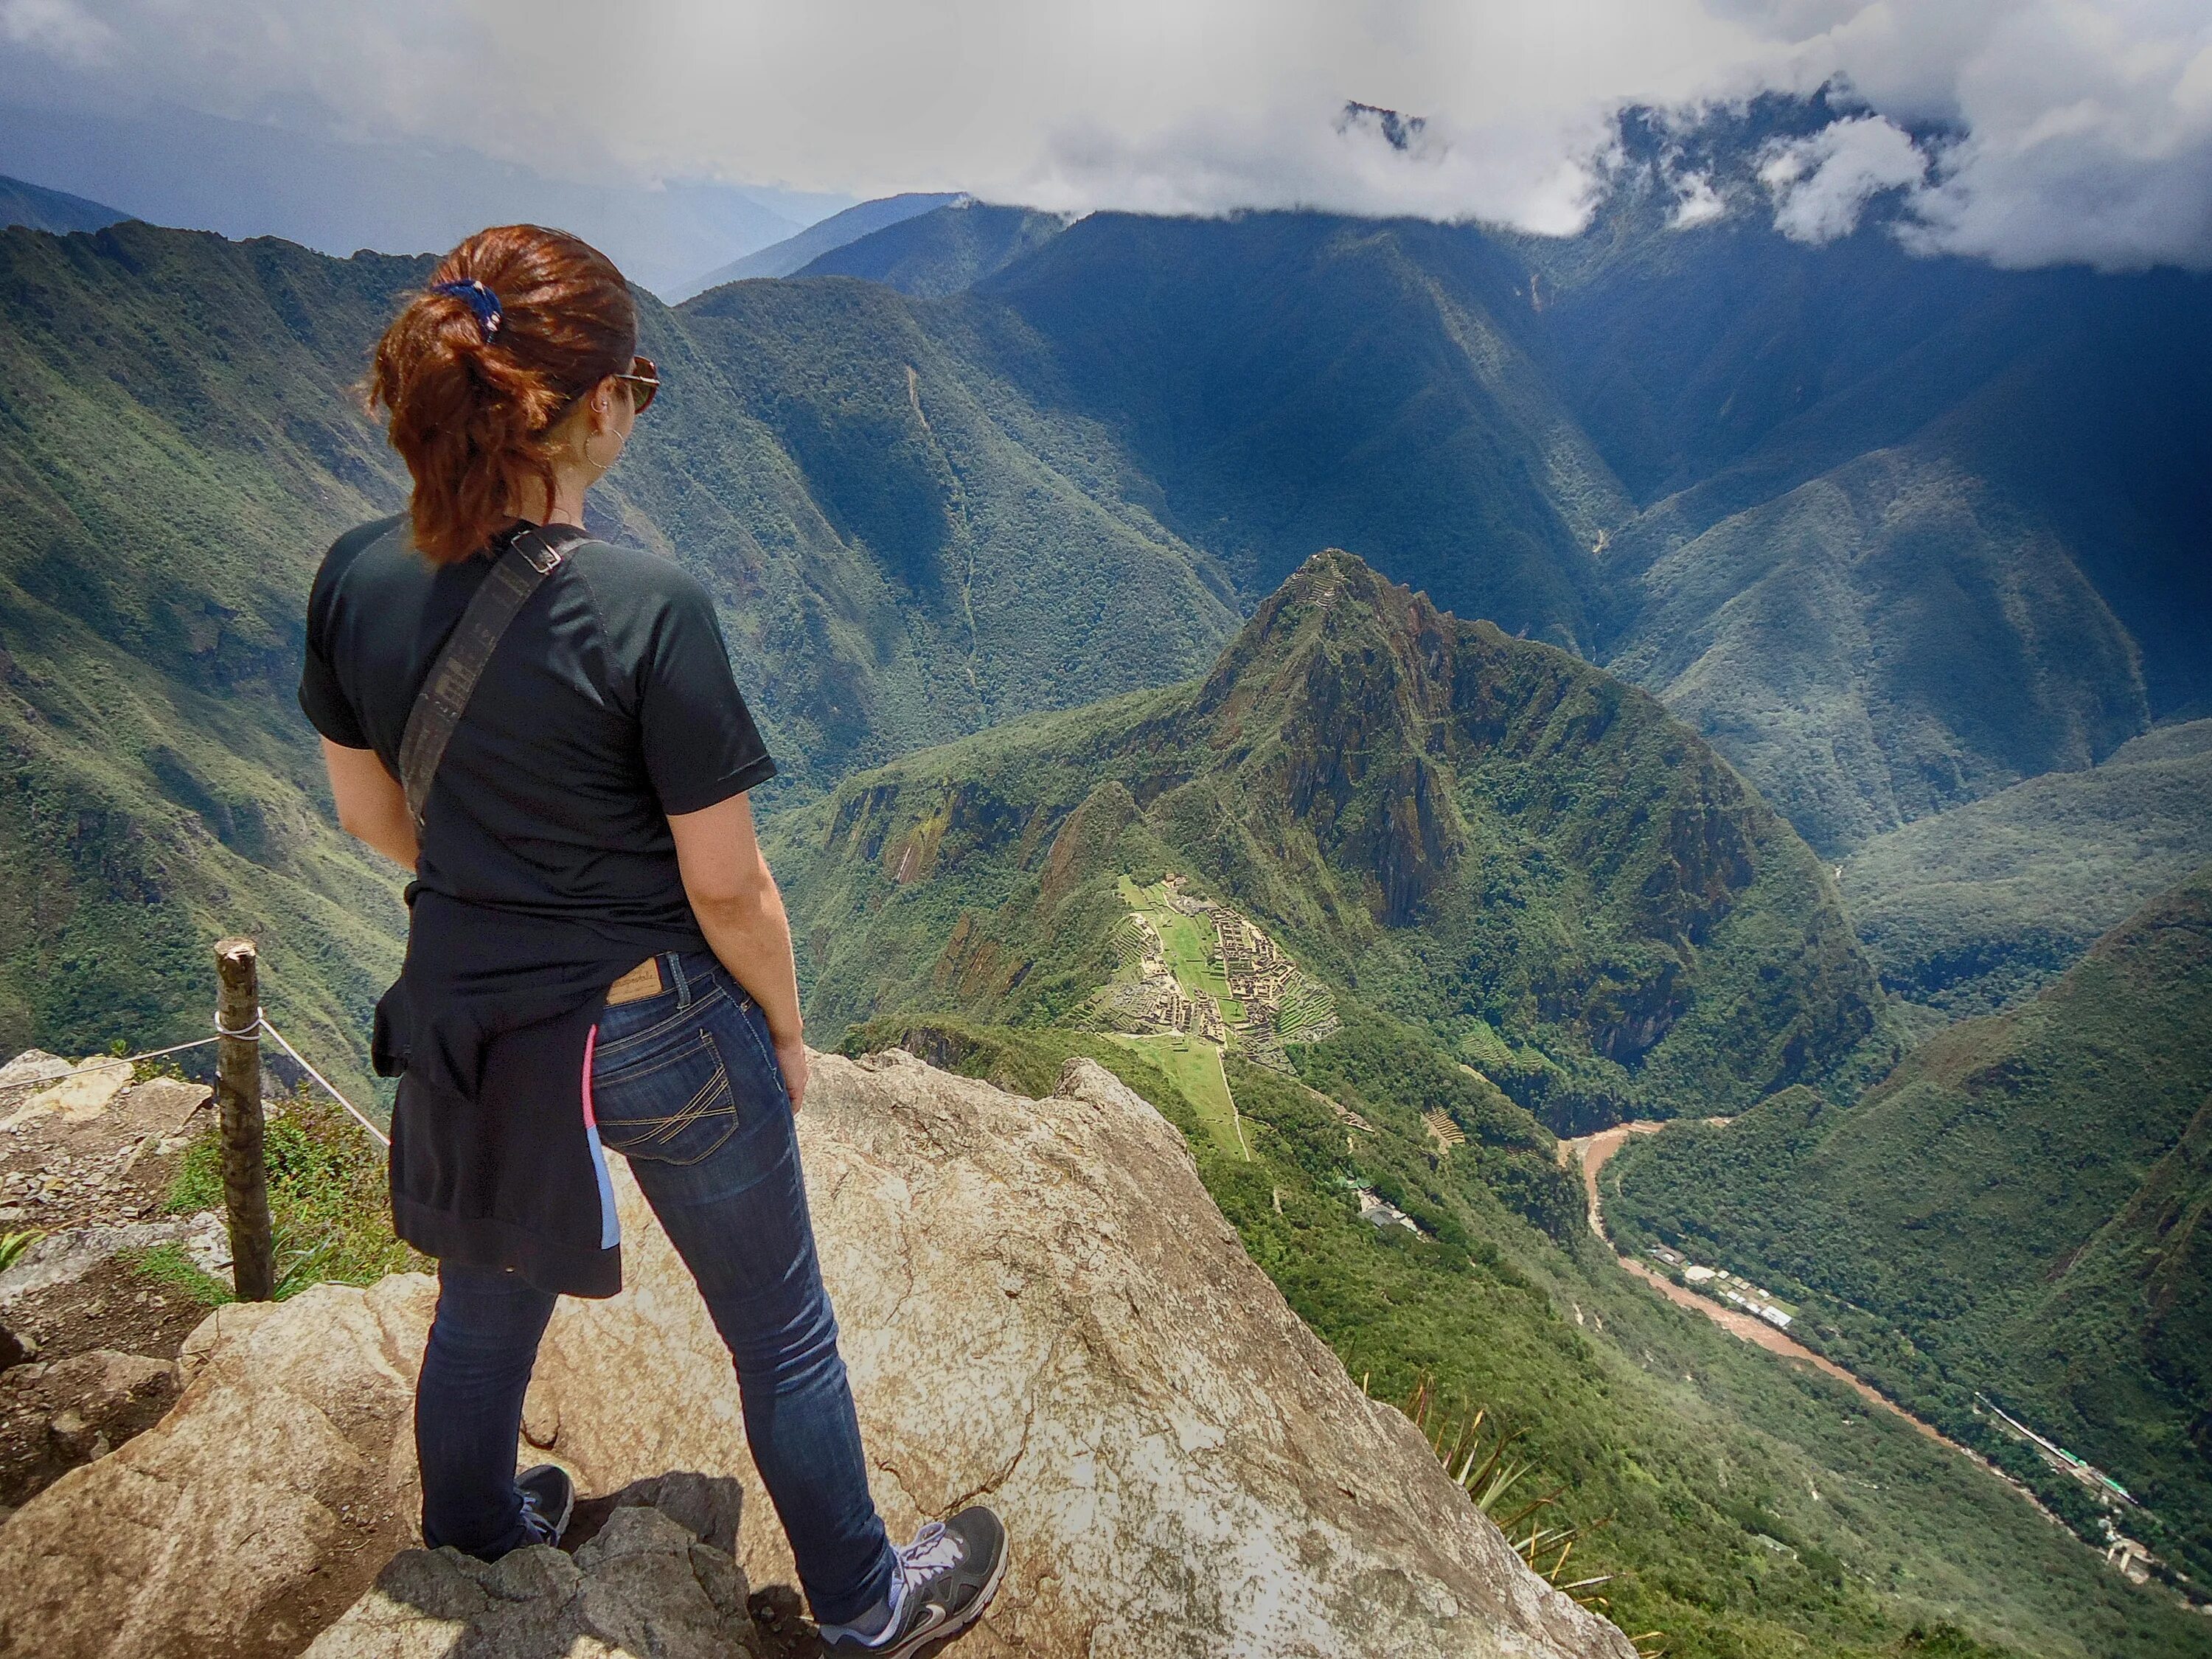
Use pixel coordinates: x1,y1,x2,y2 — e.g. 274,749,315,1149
589,1024,741,1167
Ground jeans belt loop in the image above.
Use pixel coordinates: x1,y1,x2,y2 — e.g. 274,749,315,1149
667,950,692,1009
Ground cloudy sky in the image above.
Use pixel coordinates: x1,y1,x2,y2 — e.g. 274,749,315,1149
2,0,2209,273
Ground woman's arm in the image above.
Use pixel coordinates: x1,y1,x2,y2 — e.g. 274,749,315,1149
321,738,420,869
666,792,808,1110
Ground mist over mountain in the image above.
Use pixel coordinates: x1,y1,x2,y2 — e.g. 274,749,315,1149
2,78,2211,1655
0,97,831,296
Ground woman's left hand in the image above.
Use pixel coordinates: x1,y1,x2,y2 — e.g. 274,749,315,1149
775,1034,809,1113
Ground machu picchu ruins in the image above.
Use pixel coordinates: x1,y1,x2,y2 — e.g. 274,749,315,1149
1081,874,1338,1070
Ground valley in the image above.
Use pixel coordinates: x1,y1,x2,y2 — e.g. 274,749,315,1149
1607,865,2212,1595
0,105,2208,1655
1565,1121,2076,1520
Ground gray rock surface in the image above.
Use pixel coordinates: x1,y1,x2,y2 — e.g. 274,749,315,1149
0,1050,1635,1659
305,1479,764,1659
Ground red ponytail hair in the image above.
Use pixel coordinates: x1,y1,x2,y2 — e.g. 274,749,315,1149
368,225,636,565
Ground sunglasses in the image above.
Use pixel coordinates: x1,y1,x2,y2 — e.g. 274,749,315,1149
616,355,660,413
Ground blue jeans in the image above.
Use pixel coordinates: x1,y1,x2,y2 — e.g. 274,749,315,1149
413,950,898,1626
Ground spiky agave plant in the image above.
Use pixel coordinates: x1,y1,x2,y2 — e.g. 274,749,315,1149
1403,1374,1665,1658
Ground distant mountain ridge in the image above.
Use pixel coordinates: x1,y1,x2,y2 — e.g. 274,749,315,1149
0,173,123,234
0,97,808,295
792,198,1068,296
665,191,961,300
0,98,2206,1065
1845,719,2212,1015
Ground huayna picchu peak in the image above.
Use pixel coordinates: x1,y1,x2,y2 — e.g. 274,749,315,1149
771,549,1894,1136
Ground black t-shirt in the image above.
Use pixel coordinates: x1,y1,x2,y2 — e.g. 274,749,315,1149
299,515,775,956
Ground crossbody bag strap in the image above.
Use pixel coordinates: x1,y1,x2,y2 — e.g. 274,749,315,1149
396,522,590,833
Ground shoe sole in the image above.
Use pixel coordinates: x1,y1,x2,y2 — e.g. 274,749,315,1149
879,1538,1009,1659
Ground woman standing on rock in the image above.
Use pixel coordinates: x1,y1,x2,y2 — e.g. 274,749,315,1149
299,223,1004,1657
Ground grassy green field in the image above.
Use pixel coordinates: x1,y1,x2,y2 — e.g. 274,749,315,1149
1118,877,1236,1007
1109,1032,1245,1158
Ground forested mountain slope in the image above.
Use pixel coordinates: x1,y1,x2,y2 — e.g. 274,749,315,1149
1498,101,2210,852
1845,720,2212,1015
768,551,1893,1131
4,114,2207,1071
846,1016,2211,1659
975,209,1632,651
0,220,1241,1064
1608,866,2212,1581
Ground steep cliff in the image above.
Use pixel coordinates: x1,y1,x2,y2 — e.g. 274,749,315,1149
0,1051,1633,1659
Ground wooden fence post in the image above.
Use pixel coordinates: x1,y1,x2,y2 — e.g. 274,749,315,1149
215,938,276,1302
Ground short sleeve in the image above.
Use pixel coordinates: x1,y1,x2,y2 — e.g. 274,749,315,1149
633,578,776,815
299,549,371,750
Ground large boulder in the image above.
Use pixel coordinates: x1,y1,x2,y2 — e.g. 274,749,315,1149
0,1051,1633,1659
0,1272,435,1657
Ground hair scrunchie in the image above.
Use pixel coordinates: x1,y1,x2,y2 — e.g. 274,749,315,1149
431,278,504,342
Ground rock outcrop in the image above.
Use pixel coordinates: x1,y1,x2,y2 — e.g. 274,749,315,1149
0,1050,1634,1659
307,1476,768,1659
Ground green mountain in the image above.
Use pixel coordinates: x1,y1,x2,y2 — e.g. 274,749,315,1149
768,549,1893,1133
1496,101,2211,853
792,199,1066,296
1844,720,2212,1015
2,134,2208,1090
0,223,426,1075
1607,865,2212,1582
977,209,1631,652
0,173,125,235
0,219,1240,1069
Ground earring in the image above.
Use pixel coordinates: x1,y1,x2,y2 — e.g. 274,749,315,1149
583,428,622,473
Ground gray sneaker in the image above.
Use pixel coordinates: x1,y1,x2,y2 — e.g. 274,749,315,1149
516,1464,575,1548
818,1506,1008,1657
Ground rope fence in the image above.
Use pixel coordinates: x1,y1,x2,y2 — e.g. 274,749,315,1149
39,1015,388,1149
15,938,392,1301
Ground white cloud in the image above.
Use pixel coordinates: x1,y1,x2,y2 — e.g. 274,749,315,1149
1,0,2208,268
1,0,114,63
1759,114,1926,243
1728,0,2212,268
1668,169,1730,228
